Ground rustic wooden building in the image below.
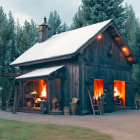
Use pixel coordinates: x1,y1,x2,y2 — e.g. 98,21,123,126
9,18,135,115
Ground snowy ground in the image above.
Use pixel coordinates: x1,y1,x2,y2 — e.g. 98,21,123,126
0,110,140,140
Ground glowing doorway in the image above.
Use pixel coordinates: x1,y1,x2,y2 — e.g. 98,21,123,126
114,80,125,106
94,79,104,100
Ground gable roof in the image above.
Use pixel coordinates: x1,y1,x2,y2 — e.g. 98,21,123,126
10,19,135,66
11,20,112,66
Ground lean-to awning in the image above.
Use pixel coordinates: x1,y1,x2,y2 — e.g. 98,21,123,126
16,65,64,80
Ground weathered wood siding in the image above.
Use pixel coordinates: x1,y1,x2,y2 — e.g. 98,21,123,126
79,30,134,113
18,29,134,114
19,57,80,109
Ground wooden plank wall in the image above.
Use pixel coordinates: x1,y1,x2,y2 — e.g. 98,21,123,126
66,61,79,102
20,58,80,108
19,29,134,114
79,30,134,113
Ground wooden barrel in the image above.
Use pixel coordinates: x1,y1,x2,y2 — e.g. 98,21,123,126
64,107,70,115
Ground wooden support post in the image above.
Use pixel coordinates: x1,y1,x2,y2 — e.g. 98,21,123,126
81,64,85,114
63,67,69,107
47,79,53,112
13,83,17,114
46,80,50,113
19,81,23,107
50,80,53,111
79,61,85,115
61,79,65,110
44,79,49,113
19,81,25,107
44,79,48,101
22,81,25,107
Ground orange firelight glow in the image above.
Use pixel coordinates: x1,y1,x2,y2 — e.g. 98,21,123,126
42,86,47,97
121,46,130,56
97,34,102,40
30,91,38,95
34,98,42,103
114,87,120,97
115,37,121,41
127,57,134,62
94,79,104,100
38,79,47,98
114,80,125,106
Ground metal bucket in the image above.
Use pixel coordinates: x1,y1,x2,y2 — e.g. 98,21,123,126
70,103,77,115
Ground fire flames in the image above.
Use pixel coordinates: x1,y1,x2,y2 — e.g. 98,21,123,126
30,79,47,102
114,87,120,97
34,98,42,103
94,79,104,100
41,86,47,97
114,80,125,106
30,91,38,95
38,79,47,98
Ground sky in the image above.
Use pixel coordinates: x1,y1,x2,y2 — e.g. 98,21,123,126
0,0,139,26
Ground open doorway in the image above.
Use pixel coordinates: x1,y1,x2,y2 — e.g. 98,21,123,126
94,79,104,100
24,79,47,110
114,80,125,106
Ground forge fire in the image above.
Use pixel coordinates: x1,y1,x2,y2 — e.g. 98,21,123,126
93,79,125,107
25,79,47,108
94,79,104,100
114,80,125,106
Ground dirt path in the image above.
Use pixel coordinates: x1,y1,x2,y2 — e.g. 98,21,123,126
0,110,140,140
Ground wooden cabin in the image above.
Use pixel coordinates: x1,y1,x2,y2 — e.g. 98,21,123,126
9,18,135,115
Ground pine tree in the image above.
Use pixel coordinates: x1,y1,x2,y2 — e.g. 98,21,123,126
134,19,140,95
71,7,85,29
72,0,126,34
0,7,14,102
0,6,39,106
15,19,23,57
124,4,137,50
0,6,8,73
6,11,16,73
20,20,38,53
48,11,62,37
123,4,140,95
61,22,69,32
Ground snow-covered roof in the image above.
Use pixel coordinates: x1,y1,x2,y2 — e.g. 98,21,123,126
16,65,64,80
11,19,112,66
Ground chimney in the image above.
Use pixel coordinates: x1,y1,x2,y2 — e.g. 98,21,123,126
39,16,48,43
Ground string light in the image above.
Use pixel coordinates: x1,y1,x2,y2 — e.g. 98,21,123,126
97,34,102,40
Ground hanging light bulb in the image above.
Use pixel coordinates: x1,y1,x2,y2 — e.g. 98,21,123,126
97,34,103,40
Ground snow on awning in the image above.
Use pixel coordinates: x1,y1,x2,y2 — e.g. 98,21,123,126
16,65,64,80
